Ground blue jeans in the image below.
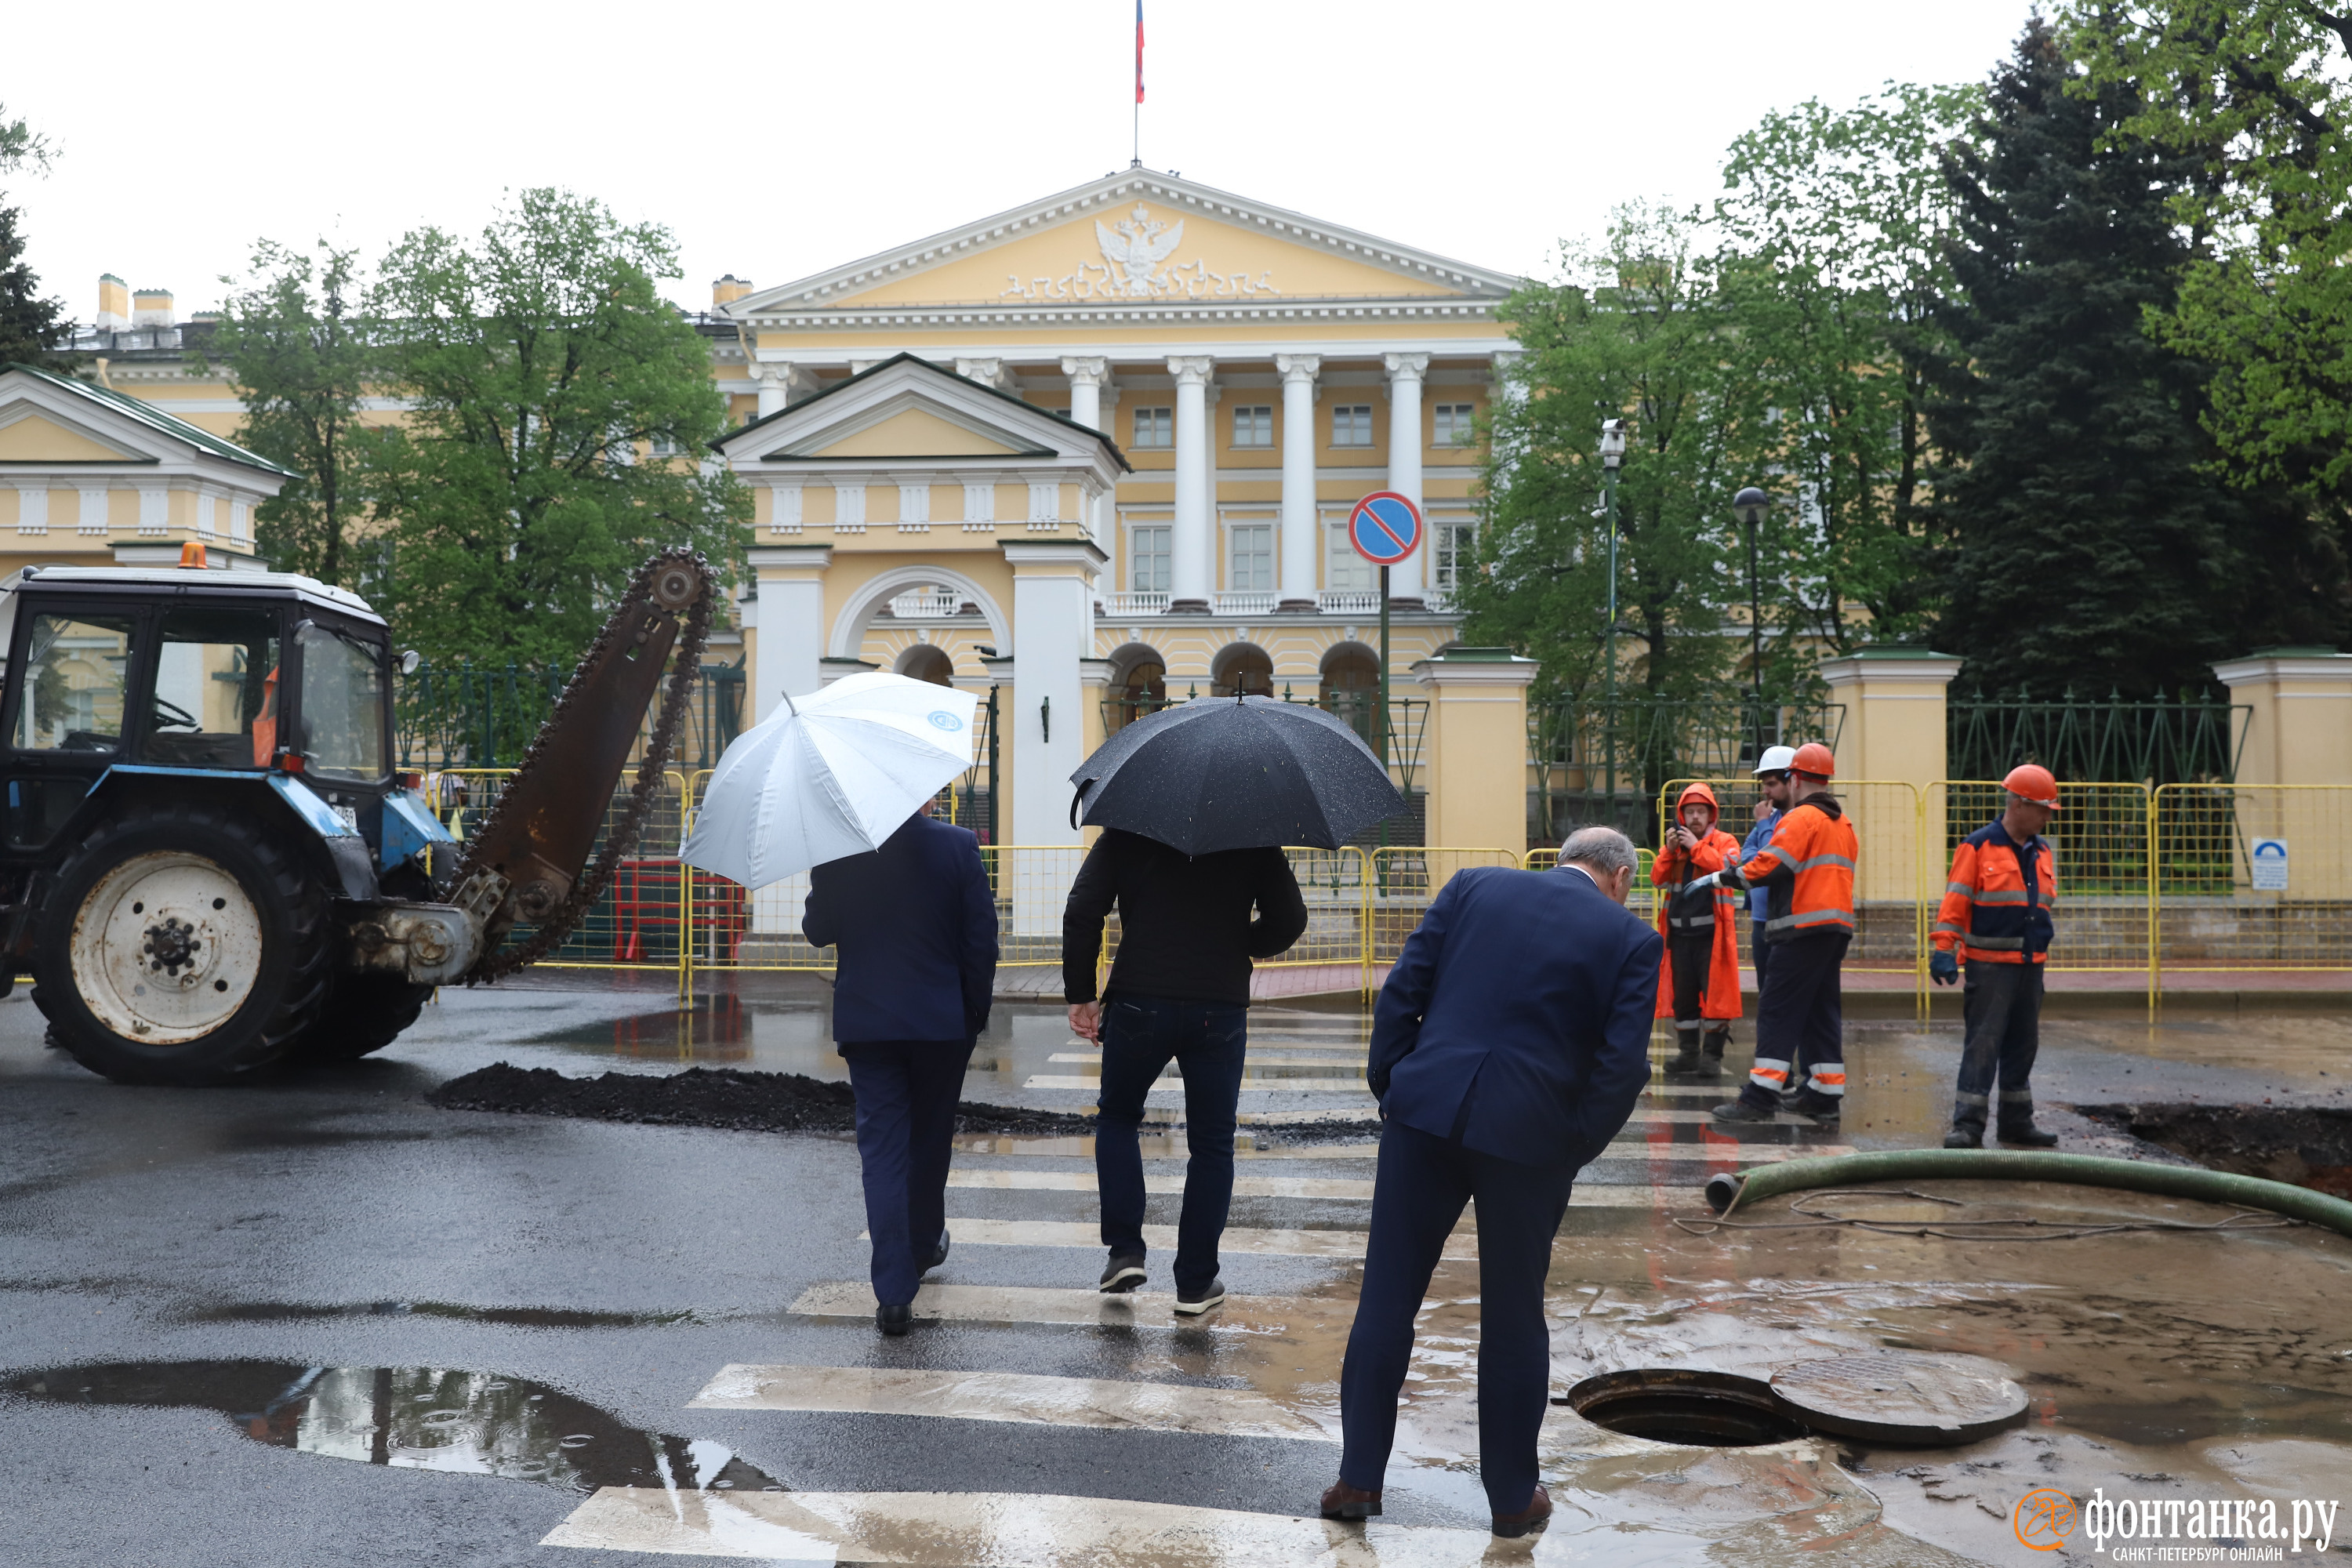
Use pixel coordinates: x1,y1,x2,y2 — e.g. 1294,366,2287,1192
843,1038,976,1308
1094,994,1247,1294
1339,1119,1571,1517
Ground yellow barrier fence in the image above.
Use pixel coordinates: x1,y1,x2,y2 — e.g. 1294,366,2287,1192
2153,784,2352,971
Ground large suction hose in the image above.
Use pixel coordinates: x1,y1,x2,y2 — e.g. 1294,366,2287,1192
1703,1151,2352,1240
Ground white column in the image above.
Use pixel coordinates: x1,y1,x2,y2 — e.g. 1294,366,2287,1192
1062,358,1112,548
747,546,831,720
1006,542,1102,933
1384,352,1429,601
1167,355,1214,611
1276,354,1320,609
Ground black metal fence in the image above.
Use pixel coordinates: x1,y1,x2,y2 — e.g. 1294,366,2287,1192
1946,692,2246,785
1527,695,1846,845
396,658,746,771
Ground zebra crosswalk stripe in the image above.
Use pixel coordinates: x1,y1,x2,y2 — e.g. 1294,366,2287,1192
688,1364,1330,1441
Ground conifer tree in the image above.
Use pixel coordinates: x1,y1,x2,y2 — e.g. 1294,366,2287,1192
1929,20,2346,699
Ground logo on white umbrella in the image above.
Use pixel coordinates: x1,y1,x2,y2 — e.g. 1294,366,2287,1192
927,711,965,732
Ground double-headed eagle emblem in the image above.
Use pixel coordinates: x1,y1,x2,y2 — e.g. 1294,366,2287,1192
1095,204,1185,296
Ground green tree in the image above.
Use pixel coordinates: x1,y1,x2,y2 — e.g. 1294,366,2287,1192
366,188,746,667
1928,19,2346,699
0,102,73,372
2063,0,2352,503
195,241,377,583
1716,82,1984,655
1466,203,1742,707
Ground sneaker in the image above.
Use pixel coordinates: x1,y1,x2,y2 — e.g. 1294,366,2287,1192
1098,1253,1147,1294
1711,1099,1775,1123
923,1232,950,1272
1173,1279,1226,1316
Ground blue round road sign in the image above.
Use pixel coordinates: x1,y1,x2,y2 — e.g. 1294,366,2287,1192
1348,491,1424,566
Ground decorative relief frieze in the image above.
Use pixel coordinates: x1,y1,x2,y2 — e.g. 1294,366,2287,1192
1000,205,1279,302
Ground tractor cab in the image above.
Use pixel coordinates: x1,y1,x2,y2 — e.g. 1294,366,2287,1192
0,564,405,866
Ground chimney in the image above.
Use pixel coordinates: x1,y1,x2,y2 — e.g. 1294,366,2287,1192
133,288,175,328
96,274,130,330
713,274,752,309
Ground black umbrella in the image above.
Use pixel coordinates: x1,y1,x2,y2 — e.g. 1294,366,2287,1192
1068,695,1406,854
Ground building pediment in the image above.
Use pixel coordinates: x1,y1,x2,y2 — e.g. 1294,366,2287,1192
714,354,1126,473
728,169,1519,320
0,364,295,488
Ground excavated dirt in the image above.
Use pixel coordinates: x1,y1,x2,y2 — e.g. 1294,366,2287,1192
2078,1101,2352,1196
426,1062,1380,1143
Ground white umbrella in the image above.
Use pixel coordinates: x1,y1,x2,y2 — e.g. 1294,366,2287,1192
680,670,979,888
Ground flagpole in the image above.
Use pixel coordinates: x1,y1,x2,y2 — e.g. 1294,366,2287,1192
1132,0,1144,168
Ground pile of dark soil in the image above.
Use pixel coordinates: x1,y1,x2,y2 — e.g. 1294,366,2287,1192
428,1064,1094,1137
427,1062,1381,1144
2078,1102,2352,1197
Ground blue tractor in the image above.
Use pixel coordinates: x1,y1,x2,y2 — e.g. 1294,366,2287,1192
0,550,712,1084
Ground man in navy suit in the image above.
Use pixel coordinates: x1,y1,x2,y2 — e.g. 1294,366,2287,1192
804,801,999,1337
1321,826,1659,1539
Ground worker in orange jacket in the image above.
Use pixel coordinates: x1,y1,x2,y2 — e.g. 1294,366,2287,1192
1651,782,1744,1078
1933,764,2061,1149
1698,743,1856,1125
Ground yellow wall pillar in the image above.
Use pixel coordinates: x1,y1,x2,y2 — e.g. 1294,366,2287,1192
1410,648,1538,850
1818,645,1962,909
2213,648,2352,789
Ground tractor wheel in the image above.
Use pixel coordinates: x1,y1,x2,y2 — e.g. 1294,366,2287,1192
31,800,333,1086
293,973,434,1062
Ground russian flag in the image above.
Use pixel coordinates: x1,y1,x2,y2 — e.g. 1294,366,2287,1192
1135,1,1145,103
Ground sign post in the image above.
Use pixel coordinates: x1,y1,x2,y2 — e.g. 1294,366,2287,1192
1347,491,1425,778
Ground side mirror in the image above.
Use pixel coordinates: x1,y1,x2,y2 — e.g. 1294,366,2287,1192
400,649,422,677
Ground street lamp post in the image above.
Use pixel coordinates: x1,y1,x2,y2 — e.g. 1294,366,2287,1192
1733,485,1770,764
1599,419,1626,826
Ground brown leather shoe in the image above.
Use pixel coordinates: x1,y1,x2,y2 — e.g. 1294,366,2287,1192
1491,1483,1552,1538
1319,1479,1381,1520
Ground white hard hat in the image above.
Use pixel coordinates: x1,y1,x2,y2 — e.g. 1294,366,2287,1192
1754,745,1798,777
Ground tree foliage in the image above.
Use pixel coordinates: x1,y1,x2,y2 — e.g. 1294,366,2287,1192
1466,204,1740,705
197,241,378,584
365,189,746,666
0,102,72,373
2063,0,2352,503
1927,18,2347,698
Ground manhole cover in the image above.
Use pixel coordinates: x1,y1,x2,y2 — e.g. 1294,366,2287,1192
1558,1368,1807,1447
1769,1353,2027,1446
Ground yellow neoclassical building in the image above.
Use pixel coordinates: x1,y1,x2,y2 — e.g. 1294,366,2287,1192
19,168,1537,848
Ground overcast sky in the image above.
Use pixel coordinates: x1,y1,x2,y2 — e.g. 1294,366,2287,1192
6,0,2034,321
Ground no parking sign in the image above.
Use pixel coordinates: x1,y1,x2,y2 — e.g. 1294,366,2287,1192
1348,491,1423,567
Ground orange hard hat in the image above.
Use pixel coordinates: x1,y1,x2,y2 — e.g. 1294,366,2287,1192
1790,742,1836,779
1675,782,1720,818
2004,763,2062,810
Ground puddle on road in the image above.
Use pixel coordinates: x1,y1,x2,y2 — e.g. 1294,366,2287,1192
179,1301,697,1330
2,1361,779,1495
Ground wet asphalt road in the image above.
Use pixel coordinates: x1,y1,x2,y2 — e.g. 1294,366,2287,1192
3,979,2348,1566
0,982,1402,1567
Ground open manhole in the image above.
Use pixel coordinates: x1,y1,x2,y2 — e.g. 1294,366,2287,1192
1561,1353,2027,1449
1557,1369,1806,1447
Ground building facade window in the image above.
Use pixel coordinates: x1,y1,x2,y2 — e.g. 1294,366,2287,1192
1131,524,1171,591
1331,405,1374,447
1432,519,1476,590
1133,407,1173,448
1432,403,1477,446
1231,405,1272,448
1326,518,1374,590
1229,523,1273,590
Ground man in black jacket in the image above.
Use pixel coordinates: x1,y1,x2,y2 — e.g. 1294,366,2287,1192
1062,829,1307,1314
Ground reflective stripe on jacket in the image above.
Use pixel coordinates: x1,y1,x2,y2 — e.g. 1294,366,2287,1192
1933,821,2054,965
1730,794,1858,942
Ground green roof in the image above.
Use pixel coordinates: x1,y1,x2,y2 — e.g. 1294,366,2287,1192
0,361,303,480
